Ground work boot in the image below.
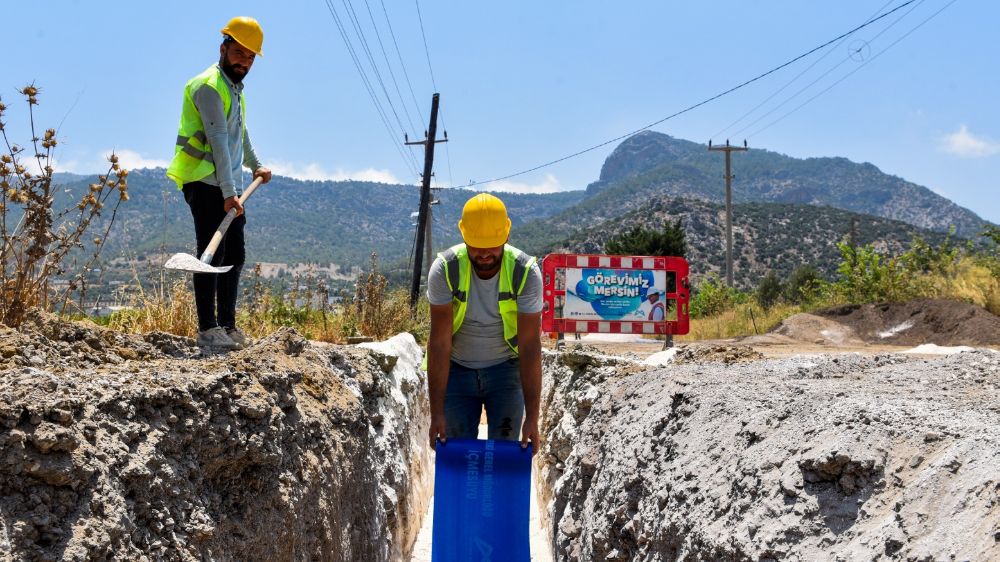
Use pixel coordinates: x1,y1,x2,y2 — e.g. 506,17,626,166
225,327,250,349
197,327,239,350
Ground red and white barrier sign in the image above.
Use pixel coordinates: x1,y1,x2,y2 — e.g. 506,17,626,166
541,253,689,336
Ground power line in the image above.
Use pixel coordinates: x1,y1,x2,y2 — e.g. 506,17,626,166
462,0,922,188
439,110,455,188
712,0,898,140
747,0,958,139
379,0,426,127
362,0,420,136
377,0,428,169
731,0,926,138
341,0,422,172
413,0,438,91
409,0,452,188
323,0,420,178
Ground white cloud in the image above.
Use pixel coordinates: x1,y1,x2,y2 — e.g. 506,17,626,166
481,174,565,194
103,149,170,170
50,151,403,184
267,161,400,184
51,149,168,174
942,125,1000,158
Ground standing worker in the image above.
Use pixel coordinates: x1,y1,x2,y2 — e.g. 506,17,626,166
426,194,543,450
167,16,272,350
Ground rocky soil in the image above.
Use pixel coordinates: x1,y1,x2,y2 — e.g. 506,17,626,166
536,346,1000,561
5,302,1000,561
0,312,431,561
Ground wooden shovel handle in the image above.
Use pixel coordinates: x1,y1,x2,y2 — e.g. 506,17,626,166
199,176,265,264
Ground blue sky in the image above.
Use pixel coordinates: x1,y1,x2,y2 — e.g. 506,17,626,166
5,1,997,223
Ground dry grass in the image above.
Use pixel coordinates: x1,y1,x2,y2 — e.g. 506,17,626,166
105,255,428,345
680,254,999,340
106,278,198,337
927,257,1000,316
678,302,801,341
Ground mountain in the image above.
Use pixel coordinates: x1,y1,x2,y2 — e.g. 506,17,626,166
54,169,586,268
586,131,989,238
521,195,951,289
45,130,992,295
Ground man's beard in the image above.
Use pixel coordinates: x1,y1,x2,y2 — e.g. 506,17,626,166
471,255,500,272
220,56,248,83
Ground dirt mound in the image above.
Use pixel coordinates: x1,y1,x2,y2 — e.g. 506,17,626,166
0,316,431,561
537,348,1000,560
673,344,764,364
0,309,199,372
817,298,1000,346
766,313,868,346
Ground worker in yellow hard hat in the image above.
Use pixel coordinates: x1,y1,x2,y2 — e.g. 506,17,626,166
166,16,272,351
425,193,543,452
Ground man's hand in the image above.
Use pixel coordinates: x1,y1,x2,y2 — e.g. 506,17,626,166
429,413,447,450
224,196,244,217
253,166,272,184
520,416,540,453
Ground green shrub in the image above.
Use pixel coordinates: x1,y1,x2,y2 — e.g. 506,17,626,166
604,218,687,257
755,271,783,310
690,275,749,318
784,264,821,304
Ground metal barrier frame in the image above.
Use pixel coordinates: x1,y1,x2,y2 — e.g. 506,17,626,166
541,253,690,336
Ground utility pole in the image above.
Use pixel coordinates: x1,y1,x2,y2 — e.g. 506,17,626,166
406,93,447,307
708,139,748,288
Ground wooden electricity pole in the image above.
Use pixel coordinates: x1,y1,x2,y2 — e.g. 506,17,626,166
708,139,748,288
406,93,447,307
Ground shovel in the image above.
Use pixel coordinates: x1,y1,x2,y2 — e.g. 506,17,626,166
164,176,264,274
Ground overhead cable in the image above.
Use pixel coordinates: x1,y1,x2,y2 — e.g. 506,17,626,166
747,0,958,139
461,0,922,188
341,0,422,172
731,0,927,138
379,0,426,127
711,0,899,140
323,0,420,179
413,0,438,91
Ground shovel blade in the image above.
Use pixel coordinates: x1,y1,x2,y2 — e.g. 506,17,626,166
164,253,233,274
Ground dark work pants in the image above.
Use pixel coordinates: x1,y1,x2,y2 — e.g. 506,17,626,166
183,181,246,332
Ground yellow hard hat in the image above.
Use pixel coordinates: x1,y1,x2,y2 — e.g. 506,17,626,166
459,193,511,248
221,16,264,56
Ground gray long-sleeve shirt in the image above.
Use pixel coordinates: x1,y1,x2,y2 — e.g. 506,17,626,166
191,64,262,199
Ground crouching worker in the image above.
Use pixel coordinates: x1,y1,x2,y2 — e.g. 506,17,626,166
426,193,543,451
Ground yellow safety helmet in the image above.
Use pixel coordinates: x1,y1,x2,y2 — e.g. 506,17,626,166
459,193,511,248
221,16,264,56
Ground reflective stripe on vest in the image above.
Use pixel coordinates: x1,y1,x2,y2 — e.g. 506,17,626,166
439,243,536,354
166,65,246,189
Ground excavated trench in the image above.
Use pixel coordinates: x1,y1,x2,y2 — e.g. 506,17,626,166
2,311,999,561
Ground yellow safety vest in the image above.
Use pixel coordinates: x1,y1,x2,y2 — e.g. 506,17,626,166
165,65,246,189
439,243,536,354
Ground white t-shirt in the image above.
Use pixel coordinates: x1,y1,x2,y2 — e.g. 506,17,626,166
427,254,542,369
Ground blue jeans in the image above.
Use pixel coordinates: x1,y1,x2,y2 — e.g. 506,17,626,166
445,359,524,441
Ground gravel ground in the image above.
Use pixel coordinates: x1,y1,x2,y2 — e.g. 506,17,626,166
535,345,1000,561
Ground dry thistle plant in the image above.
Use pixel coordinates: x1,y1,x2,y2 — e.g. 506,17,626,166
0,84,128,327
353,252,389,338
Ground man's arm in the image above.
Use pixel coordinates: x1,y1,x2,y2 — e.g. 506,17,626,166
191,86,238,198
517,311,542,451
427,302,453,449
242,130,271,183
